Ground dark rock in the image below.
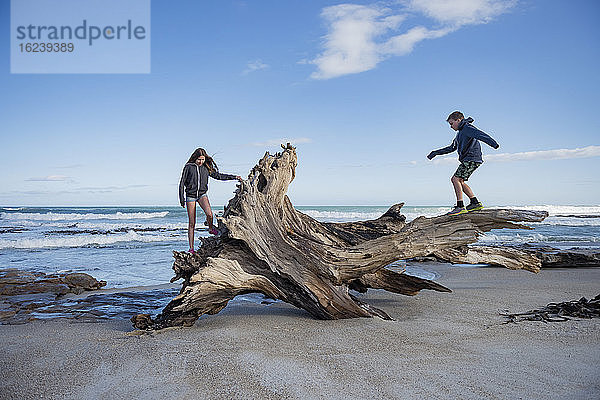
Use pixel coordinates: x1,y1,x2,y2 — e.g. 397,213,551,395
502,294,600,323
533,246,600,268
0,309,17,320
45,227,182,236
0,301,18,321
554,214,600,219
130,314,153,329
1,267,178,324
0,269,110,324
0,269,44,284
0,227,28,234
63,273,107,290
0,282,70,296
46,229,110,235
407,256,438,262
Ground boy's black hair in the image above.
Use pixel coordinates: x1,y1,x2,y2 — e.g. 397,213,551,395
447,111,464,121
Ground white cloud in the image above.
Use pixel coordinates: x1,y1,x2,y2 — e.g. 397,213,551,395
311,1,516,79
55,164,83,169
432,145,600,164
76,184,150,193
26,175,71,182
408,0,516,27
487,145,600,162
379,25,452,56
326,160,419,169
311,5,404,79
242,60,269,75
5,184,151,196
247,137,312,147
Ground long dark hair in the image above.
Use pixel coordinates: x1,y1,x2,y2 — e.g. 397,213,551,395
187,148,218,174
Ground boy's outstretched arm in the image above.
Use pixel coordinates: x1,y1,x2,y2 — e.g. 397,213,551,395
428,139,457,159
465,126,500,149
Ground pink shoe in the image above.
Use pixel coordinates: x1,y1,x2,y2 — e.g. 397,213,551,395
209,227,219,236
188,249,195,254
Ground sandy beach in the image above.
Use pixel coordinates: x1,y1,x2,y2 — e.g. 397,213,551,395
1,263,599,400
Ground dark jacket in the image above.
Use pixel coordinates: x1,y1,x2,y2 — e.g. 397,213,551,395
430,117,499,163
178,163,237,206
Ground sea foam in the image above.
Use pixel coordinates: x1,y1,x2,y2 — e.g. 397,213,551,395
480,232,599,244
0,230,181,249
498,205,600,216
300,207,454,223
538,216,600,227
299,210,384,222
0,211,169,221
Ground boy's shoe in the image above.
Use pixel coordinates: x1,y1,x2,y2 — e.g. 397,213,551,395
466,202,484,212
446,206,467,216
209,227,219,236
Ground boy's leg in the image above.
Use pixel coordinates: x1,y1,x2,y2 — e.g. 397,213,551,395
186,200,196,250
447,176,468,215
455,162,481,201
197,195,214,230
460,162,484,211
461,181,475,199
451,176,464,204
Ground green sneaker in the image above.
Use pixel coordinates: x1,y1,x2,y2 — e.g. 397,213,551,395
466,202,484,212
446,206,467,216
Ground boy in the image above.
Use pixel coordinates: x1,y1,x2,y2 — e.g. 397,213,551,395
427,111,499,215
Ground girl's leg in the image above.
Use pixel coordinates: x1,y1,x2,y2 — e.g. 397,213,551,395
197,195,214,230
186,200,197,250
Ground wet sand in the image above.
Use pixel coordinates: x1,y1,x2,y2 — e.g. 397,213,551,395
1,263,599,399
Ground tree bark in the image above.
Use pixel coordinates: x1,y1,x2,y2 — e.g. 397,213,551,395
132,145,548,330
433,244,600,272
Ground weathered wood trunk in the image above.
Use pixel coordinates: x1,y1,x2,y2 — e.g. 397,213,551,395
433,244,600,272
433,245,543,272
132,145,547,330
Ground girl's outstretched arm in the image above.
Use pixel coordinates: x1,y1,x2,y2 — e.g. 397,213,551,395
209,170,242,181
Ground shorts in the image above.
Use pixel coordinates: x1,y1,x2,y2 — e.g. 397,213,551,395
454,161,481,181
186,193,207,202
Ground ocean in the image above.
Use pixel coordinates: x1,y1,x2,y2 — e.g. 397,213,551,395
1,205,599,289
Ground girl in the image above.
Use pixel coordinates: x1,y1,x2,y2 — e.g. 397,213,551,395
179,148,242,252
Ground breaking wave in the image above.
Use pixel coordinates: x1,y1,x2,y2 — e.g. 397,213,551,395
539,216,600,227
298,206,449,222
0,231,180,249
299,210,384,222
0,211,169,221
497,205,600,216
480,232,599,244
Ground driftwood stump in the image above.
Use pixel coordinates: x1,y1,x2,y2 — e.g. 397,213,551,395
132,145,547,330
432,244,600,273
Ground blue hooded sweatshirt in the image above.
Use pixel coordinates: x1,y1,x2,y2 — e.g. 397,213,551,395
431,117,499,163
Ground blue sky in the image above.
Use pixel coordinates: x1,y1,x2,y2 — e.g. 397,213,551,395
1,0,599,207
